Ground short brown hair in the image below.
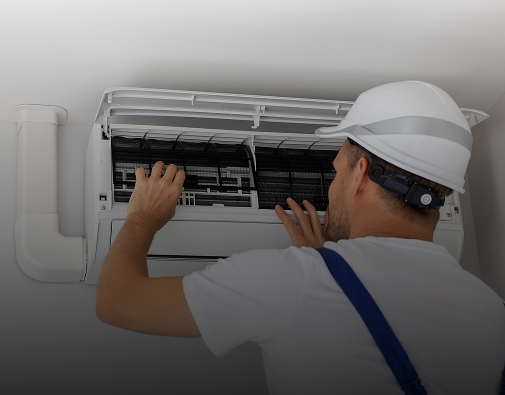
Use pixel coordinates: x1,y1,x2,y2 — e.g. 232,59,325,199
345,141,453,230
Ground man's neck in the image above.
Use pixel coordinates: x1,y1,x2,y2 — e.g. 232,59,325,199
348,210,434,242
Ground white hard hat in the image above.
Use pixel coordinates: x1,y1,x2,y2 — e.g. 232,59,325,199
315,81,472,193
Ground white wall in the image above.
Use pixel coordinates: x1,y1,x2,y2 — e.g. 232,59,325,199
2,1,505,124
0,121,268,395
467,92,505,298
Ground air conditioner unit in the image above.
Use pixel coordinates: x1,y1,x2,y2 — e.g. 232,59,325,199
10,88,490,282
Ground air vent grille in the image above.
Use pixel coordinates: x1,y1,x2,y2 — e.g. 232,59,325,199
111,136,338,211
112,136,256,206
255,147,338,211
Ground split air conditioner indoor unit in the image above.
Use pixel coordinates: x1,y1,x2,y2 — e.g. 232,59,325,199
10,88,490,282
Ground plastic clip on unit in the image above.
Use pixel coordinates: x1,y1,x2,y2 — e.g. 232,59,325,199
347,138,445,210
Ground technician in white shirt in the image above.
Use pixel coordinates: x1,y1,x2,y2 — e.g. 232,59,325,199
96,81,505,394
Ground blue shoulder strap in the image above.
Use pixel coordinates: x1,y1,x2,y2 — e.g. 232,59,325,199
317,247,505,395
317,247,426,395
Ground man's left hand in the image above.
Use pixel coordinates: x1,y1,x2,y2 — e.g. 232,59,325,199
126,161,186,235
275,198,326,248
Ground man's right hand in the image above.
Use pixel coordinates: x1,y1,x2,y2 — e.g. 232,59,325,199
275,198,326,248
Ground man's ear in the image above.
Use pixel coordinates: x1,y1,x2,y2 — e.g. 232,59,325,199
351,157,371,198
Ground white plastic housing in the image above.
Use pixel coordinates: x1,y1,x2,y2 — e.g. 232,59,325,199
11,105,85,282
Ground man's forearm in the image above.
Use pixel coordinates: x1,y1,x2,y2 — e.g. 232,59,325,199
96,219,155,309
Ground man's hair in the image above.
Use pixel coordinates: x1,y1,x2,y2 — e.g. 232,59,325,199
345,142,453,230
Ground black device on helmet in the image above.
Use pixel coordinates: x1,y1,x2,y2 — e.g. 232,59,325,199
347,138,445,210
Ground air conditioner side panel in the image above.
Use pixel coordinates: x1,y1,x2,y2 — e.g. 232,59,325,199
84,123,112,283
84,219,112,284
433,227,464,262
434,191,464,262
84,124,98,278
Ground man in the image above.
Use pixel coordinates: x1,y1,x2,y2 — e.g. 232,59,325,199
96,81,505,394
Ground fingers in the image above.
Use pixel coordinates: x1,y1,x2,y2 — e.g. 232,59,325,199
162,163,178,182
173,169,186,188
135,167,147,182
323,210,328,238
276,198,325,248
137,163,184,187
302,200,323,239
275,205,306,247
150,161,165,179
286,198,313,238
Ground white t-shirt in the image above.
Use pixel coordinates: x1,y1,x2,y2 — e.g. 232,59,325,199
183,237,505,394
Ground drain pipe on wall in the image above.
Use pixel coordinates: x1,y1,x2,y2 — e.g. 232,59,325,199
10,105,86,282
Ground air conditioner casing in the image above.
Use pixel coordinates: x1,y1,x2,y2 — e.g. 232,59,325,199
83,88,476,284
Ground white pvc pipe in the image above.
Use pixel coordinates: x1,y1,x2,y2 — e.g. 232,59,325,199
10,105,85,282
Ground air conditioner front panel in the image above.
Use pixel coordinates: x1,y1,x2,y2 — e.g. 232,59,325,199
111,220,293,258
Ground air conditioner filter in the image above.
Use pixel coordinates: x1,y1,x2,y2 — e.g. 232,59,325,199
111,136,337,211
112,136,256,203
255,147,338,211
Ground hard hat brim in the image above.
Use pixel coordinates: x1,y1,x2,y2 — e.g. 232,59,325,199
315,121,468,194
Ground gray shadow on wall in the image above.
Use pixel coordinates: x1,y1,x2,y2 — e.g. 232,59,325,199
120,58,473,105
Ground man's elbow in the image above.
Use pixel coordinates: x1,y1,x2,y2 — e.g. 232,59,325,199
95,286,122,326
96,296,115,325
96,299,111,324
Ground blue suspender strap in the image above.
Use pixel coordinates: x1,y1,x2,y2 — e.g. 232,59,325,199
316,247,427,395
502,300,505,395
502,363,505,395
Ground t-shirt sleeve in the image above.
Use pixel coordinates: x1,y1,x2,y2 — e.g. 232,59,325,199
183,246,310,356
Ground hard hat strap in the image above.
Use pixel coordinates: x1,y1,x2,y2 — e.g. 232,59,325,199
347,138,445,210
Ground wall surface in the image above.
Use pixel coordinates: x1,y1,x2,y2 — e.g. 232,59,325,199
1,0,505,124
0,121,268,395
0,117,484,394
467,92,505,298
